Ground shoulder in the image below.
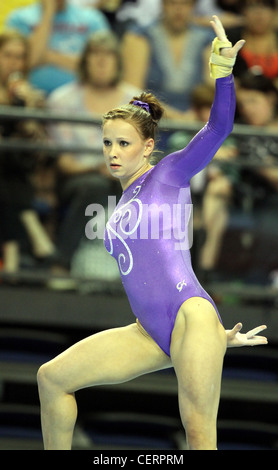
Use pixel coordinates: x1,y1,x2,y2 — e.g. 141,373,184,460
5,4,40,32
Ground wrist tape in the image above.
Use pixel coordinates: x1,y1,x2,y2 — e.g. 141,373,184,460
209,37,236,79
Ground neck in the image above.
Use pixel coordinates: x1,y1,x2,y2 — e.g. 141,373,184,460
121,163,153,192
163,19,189,36
86,82,117,94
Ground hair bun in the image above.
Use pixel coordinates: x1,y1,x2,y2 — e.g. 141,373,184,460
130,92,164,123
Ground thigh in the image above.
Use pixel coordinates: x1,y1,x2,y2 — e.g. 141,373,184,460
170,297,227,424
44,322,171,393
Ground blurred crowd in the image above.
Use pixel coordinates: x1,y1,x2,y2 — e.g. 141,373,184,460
1,0,278,288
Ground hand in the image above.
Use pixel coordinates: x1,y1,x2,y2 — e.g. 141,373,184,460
226,323,268,348
8,77,44,107
210,15,245,58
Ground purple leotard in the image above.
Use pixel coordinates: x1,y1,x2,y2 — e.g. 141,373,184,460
104,75,235,356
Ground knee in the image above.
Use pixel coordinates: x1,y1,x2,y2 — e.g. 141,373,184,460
37,361,59,396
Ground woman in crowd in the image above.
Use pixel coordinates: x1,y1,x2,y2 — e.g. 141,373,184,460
0,30,55,273
227,0,278,86
121,0,214,110
47,30,141,280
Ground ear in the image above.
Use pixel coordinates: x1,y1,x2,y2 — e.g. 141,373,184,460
144,138,155,157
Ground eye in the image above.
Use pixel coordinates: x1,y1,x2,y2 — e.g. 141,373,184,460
120,140,129,147
103,139,111,147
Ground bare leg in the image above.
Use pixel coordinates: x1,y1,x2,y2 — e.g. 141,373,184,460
200,175,231,270
37,323,171,449
170,297,227,450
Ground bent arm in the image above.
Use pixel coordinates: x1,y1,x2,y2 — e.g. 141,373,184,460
155,74,236,187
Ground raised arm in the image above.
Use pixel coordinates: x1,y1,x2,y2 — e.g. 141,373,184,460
27,0,56,68
154,17,245,187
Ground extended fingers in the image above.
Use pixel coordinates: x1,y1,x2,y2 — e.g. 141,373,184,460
246,325,267,339
247,336,268,346
233,39,246,55
210,15,245,58
210,15,228,42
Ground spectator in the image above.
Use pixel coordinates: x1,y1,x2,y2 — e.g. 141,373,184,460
227,0,278,86
0,30,55,274
236,71,278,282
122,0,214,111
236,71,278,187
200,71,278,281
47,30,141,281
5,0,110,95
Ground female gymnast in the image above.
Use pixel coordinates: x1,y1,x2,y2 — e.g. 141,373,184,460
37,16,268,450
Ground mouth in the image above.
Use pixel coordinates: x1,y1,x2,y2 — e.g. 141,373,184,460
110,163,121,170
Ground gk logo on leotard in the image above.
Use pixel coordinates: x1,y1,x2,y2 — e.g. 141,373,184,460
176,280,187,292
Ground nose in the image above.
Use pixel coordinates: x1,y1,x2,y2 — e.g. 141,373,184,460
108,143,118,160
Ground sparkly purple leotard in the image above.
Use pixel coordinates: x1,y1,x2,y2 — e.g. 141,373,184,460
104,75,235,356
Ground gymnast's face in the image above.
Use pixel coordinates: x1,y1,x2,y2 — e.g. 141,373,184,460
103,119,154,190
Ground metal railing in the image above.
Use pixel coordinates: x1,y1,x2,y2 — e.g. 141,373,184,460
1,104,278,296
0,104,278,167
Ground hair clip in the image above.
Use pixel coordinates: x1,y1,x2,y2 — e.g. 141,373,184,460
132,100,150,113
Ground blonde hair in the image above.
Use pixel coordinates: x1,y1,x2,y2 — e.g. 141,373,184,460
103,92,164,142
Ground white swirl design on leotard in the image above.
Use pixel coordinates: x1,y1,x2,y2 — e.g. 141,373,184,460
106,186,142,276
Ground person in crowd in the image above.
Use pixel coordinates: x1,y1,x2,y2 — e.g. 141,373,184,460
121,0,214,111
47,30,141,281
236,71,278,282
5,0,110,94
0,30,55,273
226,0,278,86
200,70,278,281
